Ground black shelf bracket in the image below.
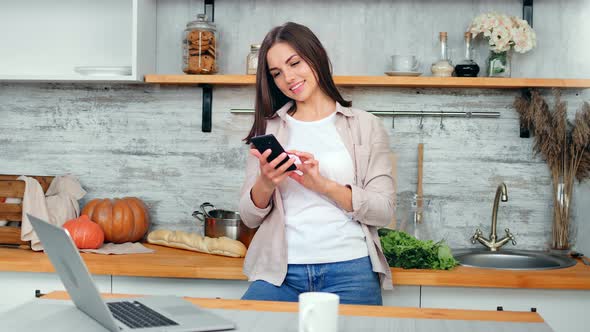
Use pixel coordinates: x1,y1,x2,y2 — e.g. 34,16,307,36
523,0,533,28
205,0,215,22
199,0,214,132
201,84,212,132
519,0,533,138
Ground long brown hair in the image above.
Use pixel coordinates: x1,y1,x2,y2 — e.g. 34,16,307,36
243,22,351,143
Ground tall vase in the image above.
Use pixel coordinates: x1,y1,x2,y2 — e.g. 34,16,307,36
551,181,573,250
486,50,511,77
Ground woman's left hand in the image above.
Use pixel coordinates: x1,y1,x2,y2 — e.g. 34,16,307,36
287,150,331,194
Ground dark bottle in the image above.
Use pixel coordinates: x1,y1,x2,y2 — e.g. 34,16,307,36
455,32,480,77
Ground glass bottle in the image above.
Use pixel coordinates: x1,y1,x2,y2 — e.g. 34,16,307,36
182,14,218,75
246,44,260,75
455,32,480,77
431,32,454,77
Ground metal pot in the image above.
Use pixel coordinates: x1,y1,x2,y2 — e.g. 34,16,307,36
192,202,257,248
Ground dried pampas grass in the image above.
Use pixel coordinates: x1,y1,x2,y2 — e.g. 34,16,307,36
572,102,590,181
514,90,590,250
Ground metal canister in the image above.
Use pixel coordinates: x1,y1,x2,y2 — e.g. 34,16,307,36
192,202,257,247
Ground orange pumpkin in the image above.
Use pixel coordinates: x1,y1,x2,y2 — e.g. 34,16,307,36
81,197,150,243
63,215,105,249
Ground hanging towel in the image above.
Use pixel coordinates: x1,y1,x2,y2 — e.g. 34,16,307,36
45,174,87,228
19,175,86,251
18,176,50,251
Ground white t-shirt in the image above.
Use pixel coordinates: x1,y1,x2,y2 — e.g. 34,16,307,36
279,111,368,264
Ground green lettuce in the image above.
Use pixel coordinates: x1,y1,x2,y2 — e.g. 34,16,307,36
378,228,458,270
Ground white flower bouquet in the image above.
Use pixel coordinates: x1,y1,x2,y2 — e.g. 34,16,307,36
469,12,537,54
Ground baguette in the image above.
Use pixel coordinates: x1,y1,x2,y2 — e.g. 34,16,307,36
147,229,246,258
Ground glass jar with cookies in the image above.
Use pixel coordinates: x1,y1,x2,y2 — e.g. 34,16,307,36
182,14,217,75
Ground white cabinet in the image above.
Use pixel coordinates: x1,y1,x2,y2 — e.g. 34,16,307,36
382,286,420,307
0,271,420,312
112,276,421,307
10,269,588,331
0,0,156,82
112,276,251,300
421,286,589,332
0,271,111,313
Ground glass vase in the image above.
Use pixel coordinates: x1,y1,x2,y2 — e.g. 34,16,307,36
551,182,574,250
394,195,444,242
486,50,511,77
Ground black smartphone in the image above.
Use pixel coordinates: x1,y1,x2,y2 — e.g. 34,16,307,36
250,134,297,172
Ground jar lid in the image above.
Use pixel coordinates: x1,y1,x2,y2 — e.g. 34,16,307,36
186,13,216,31
250,44,261,51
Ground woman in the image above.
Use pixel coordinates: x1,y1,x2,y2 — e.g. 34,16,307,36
238,22,395,305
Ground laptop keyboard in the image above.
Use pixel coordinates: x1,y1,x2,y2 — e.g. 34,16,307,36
107,301,179,329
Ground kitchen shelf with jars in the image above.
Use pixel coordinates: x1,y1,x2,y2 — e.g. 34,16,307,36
146,9,590,89
146,4,590,132
0,0,156,82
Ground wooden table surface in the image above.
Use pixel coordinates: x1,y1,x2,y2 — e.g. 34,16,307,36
1,244,589,289
42,291,544,323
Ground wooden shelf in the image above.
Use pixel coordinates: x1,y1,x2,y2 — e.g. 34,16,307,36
144,74,590,89
146,74,256,86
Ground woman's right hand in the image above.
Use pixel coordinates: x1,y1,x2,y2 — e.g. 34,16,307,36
249,148,296,209
251,148,296,190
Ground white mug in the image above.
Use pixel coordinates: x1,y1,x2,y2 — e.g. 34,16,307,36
391,55,420,72
298,292,339,332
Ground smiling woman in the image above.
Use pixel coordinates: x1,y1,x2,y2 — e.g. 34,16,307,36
238,22,396,306
267,43,319,103
244,22,352,138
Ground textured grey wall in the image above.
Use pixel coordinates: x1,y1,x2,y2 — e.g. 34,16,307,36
1,84,588,252
1,0,589,253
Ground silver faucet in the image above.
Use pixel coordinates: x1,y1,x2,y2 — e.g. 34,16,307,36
471,182,516,251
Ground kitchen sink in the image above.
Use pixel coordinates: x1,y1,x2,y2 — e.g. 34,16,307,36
453,248,577,270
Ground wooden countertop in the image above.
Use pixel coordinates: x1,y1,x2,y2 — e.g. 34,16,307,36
43,291,544,323
1,244,589,290
0,244,246,280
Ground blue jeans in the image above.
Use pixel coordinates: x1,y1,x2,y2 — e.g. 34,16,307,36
241,256,382,305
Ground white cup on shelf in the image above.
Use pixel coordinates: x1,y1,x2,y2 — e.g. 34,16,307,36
298,292,339,332
391,55,420,72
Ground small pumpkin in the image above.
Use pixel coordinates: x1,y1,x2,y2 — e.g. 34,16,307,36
63,215,105,249
81,197,150,243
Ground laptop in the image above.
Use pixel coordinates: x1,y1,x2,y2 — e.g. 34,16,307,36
28,214,236,332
